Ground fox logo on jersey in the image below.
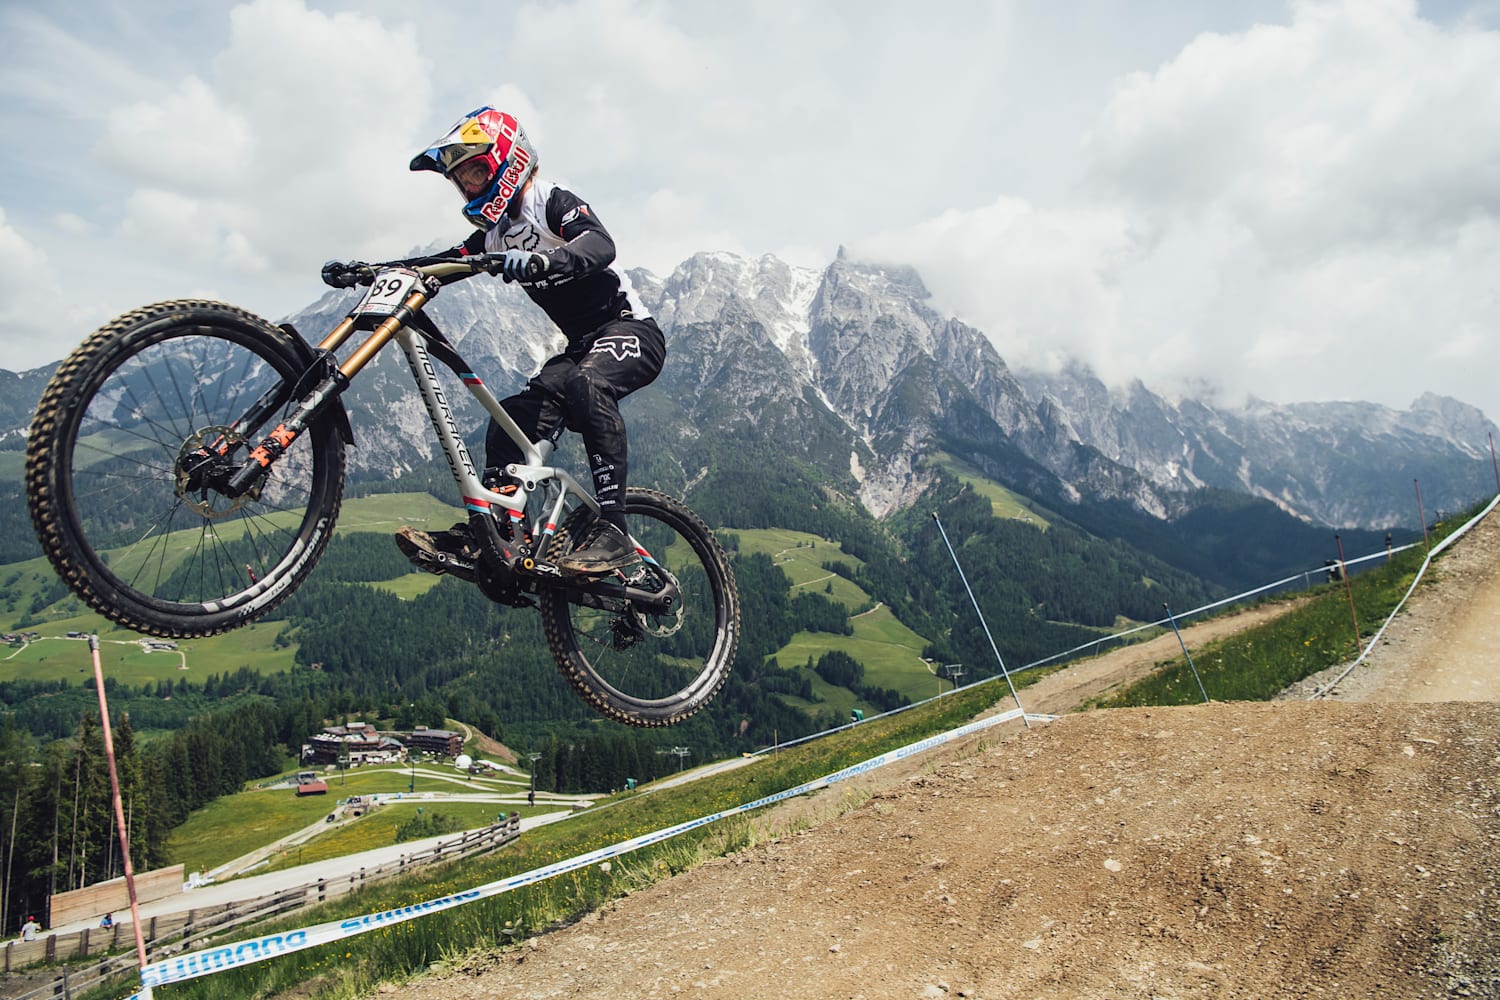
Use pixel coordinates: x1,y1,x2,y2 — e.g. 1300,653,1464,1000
590,335,642,362
501,225,541,252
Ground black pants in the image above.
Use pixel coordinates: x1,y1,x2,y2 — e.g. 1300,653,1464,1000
485,316,665,532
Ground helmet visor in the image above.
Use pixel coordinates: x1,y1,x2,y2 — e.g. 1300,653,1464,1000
451,155,499,198
409,138,491,176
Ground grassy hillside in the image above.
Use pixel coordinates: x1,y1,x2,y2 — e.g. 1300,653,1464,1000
931,451,1052,529
732,528,938,710
166,762,535,875
0,622,296,685
0,493,457,685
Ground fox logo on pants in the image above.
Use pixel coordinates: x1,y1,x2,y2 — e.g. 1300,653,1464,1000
590,335,642,362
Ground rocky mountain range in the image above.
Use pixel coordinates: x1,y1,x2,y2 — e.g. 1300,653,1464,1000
2,249,1493,559
260,248,1496,534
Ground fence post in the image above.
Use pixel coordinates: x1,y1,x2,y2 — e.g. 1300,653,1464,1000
317,879,326,903
79,928,89,959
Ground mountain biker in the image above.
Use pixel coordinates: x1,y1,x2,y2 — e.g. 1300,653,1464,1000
374,106,665,576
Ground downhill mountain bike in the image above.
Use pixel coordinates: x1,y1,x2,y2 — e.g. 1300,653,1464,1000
24,255,739,727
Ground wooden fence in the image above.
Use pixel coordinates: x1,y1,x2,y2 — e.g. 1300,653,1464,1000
0,814,521,1000
47,867,185,930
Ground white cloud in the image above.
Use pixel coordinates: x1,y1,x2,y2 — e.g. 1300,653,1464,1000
93,0,446,285
52,214,93,239
853,197,1134,377
100,77,255,192
0,208,95,369
119,188,270,272
632,187,749,273
852,0,1500,416
1088,0,1500,253
1,0,1497,424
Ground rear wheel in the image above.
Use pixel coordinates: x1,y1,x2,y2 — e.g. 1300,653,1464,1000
25,300,345,637
541,489,739,727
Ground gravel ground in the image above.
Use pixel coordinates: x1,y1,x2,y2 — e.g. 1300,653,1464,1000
389,515,1500,1000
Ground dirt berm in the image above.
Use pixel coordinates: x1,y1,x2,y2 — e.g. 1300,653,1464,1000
402,515,1500,1000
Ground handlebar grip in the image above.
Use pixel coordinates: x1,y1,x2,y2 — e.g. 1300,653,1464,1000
484,251,549,283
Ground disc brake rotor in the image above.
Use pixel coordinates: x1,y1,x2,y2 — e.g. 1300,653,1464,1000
175,425,256,519
626,563,684,638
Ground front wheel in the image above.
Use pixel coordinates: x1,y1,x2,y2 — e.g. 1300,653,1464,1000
25,300,346,637
541,489,739,727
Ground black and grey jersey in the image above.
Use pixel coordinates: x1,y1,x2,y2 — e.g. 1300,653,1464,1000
455,180,650,344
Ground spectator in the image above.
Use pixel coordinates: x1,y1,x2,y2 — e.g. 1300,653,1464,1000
20,915,38,941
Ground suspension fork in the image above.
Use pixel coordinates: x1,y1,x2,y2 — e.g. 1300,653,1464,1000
222,287,431,497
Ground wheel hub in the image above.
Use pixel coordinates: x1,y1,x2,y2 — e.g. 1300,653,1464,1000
175,426,255,518
627,565,684,638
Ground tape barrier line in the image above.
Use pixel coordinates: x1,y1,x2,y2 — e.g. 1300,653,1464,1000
1312,493,1500,697
754,538,1430,758
1015,541,1424,677
126,706,1030,995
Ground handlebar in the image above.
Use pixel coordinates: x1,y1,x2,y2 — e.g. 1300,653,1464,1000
324,252,543,289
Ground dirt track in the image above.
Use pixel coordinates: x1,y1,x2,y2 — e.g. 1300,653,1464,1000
402,515,1500,1000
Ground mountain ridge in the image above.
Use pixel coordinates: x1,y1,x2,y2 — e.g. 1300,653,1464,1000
0,249,1493,550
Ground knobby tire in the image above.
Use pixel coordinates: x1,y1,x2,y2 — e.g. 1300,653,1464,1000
25,300,346,638
541,489,739,727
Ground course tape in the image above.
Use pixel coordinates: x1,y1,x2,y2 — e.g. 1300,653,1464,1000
127,706,1029,995
757,535,1432,756
1312,493,1500,697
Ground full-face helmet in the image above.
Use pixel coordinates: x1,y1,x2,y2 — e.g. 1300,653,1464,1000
410,107,537,230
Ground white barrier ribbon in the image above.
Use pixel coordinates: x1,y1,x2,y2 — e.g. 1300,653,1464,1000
129,706,1031,994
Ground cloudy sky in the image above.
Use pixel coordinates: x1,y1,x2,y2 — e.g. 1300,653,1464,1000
2,0,1498,420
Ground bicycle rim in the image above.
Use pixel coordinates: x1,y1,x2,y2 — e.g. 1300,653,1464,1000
26,301,345,636
541,489,739,727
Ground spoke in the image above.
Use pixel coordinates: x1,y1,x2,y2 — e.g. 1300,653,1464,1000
157,342,206,434
212,340,265,424
201,524,236,603
115,500,188,596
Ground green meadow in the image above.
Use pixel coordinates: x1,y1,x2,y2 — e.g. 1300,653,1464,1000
0,493,459,685
0,622,296,685
931,451,1052,528
732,528,938,709
167,762,534,875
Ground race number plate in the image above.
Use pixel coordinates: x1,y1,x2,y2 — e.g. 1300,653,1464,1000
352,268,422,317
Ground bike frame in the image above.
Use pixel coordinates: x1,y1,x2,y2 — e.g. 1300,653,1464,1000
233,260,668,608
392,324,600,560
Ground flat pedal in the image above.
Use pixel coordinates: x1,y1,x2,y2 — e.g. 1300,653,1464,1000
394,528,477,582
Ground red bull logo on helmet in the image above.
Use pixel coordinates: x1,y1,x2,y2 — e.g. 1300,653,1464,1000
477,139,532,224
